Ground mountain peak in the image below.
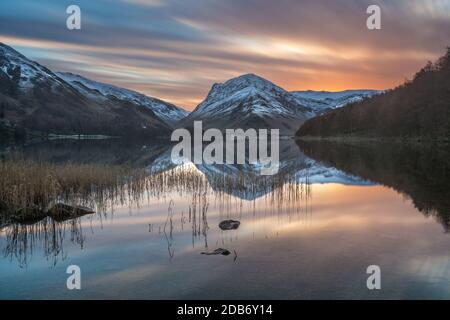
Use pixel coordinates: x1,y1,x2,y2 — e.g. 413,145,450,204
231,73,266,82
206,73,285,102
221,73,279,89
181,72,310,134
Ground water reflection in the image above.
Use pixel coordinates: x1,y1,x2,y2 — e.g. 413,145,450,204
1,139,316,265
2,139,168,166
2,216,85,268
298,140,450,231
1,138,449,274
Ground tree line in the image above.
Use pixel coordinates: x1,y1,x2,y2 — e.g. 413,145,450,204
297,47,450,142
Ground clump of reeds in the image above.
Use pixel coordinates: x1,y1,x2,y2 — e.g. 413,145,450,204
0,160,149,218
1,158,312,231
145,165,311,219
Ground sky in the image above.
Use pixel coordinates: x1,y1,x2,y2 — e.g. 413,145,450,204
0,0,449,110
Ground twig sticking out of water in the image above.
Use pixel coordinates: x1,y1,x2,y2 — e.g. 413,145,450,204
163,200,175,258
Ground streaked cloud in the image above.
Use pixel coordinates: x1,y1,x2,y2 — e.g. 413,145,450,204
122,0,167,7
0,0,449,109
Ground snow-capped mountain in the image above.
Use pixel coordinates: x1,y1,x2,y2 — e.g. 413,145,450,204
0,43,67,92
56,72,188,125
0,43,172,137
179,74,312,134
179,74,380,135
1,42,382,138
292,90,382,115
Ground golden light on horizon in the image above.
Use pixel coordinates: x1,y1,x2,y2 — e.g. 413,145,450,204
0,12,445,111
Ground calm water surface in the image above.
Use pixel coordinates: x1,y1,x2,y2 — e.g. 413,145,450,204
0,139,449,299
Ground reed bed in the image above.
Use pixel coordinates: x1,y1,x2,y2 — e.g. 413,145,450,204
0,160,148,218
147,165,310,201
1,160,311,218
1,160,312,265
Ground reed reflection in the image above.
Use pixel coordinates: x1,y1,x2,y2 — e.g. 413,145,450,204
2,216,85,268
1,156,312,265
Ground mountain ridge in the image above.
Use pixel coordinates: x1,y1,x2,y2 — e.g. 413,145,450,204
179,73,380,134
1,42,385,139
292,89,381,115
56,72,188,125
296,47,450,141
0,42,176,138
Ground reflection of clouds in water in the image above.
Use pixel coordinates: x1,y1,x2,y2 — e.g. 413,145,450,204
2,181,450,298
1,217,85,268
408,256,450,284
91,265,164,286
2,139,448,274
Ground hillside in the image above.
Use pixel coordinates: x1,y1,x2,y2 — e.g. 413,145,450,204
179,74,312,134
56,72,187,126
0,43,173,138
296,48,450,141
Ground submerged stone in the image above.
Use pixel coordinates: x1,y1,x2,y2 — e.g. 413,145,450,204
9,206,47,225
219,219,240,230
201,248,231,256
48,203,95,222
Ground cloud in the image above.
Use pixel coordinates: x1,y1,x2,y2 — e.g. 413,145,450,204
121,0,167,7
0,0,448,109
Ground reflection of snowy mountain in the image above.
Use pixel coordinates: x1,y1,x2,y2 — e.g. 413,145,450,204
146,140,374,200
297,158,374,186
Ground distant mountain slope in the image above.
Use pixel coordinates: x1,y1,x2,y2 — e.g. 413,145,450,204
0,43,172,138
57,72,188,125
297,48,450,141
292,90,381,115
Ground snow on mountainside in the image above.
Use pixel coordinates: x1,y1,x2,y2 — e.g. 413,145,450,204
191,73,309,117
180,73,312,134
292,90,382,115
56,72,188,125
0,42,172,137
180,74,381,134
0,43,66,90
1,42,382,136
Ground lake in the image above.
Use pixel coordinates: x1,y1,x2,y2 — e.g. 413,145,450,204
0,139,449,299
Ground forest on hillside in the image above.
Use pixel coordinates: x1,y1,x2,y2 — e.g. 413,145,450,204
297,48,450,141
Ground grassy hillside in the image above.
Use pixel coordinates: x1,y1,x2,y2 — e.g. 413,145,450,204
297,48,450,141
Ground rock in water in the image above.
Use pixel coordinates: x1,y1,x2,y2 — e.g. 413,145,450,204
48,203,95,222
9,206,47,225
0,200,7,212
219,220,240,230
201,248,231,256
